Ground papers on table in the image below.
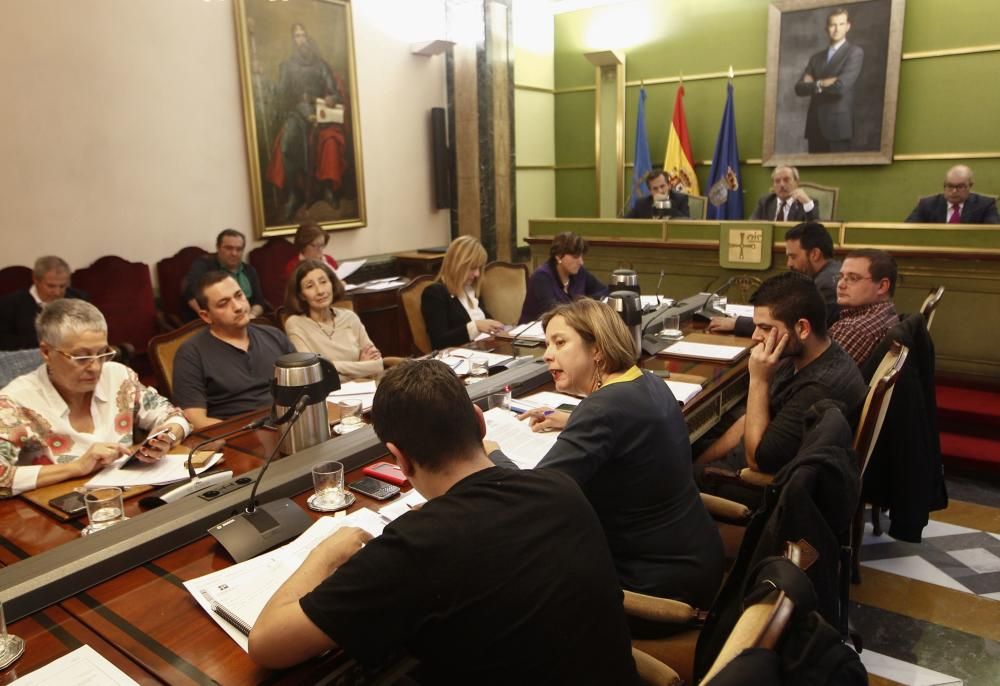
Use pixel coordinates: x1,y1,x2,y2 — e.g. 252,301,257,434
509,391,581,414
10,644,140,685
445,348,515,366
483,407,560,469
658,340,749,362
334,258,365,282
328,380,377,411
505,320,545,340
360,277,406,291
725,303,754,318
85,452,223,488
185,508,387,651
378,488,426,522
665,380,704,405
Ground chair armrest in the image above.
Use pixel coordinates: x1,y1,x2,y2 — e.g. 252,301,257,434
623,590,704,626
700,493,751,524
632,647,682,685
737,468,775,488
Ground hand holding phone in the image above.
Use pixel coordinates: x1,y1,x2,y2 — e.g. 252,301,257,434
121,427,177,469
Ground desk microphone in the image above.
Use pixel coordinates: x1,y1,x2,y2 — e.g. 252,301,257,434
208,393,315,563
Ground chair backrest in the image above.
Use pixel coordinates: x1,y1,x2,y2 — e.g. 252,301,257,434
686,194,708,220
398,275,435,354
919,285,945,331
248,237,298,310
148,319,207,400
72,256,158,355
156,246,209,325
715,275,763,305
0,349,43,389
854,341,909,476
798,181,839,221
480,261,529,325
0,266,32,297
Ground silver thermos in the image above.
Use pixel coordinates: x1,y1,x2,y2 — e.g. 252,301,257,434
273,352,338,455
652,194,673,218
607,290,642,360
610,268,640,295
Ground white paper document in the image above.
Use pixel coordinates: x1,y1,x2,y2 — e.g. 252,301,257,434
85,452,223,488
483,407,559,469
509,391,582,414
361,278,406,291
659,340,747,362
11,644,140,685
185,508,387,651
507,320,545,339
725,304,755,318
328,380,377,411
665,379,704,405
378,488,427,522
444,348,514,367
334,258,365,281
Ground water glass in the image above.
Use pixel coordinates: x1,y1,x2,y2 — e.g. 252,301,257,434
312,461,346,509
84,487,126,534
337,400,364,429
660,314,683,340
468,357,489,381
488,391,512,411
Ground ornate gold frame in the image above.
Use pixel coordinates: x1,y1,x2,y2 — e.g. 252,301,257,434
234,0,366,238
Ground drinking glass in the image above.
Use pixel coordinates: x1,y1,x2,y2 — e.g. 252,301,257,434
468,358,489,382
83,487,126,535
660,314,683,340
488,391,512,411
311,461,346,510
337,400,364,431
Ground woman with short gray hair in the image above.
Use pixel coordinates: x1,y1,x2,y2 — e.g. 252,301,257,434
0,299,190,498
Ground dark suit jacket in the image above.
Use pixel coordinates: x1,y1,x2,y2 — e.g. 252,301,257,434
794,41,864,144
625,191,690,219
421,282,494,350
0,287,89,350
750,193,821,222
904,192,1000,224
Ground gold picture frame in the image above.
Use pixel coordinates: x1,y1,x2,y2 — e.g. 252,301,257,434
234,0,366,238
762,0,906,167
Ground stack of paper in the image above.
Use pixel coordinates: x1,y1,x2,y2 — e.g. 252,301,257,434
9,645,141,685
505,320,545,340
724,303,754,318
509,391,581,414
85,452,223,488
328,380,377,411
665,380,703,405
334,258,365,282
658,340,748,362
483,407,560,469
439,348,514,374
360,277,406,291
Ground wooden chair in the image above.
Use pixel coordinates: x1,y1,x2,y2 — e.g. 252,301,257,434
480,261,528,325
156,246,208,328
713,275,763,305
148,319,207,400
248,237,298,311
798,181,839,221
686,194,709,220
919,285,945,332
398,275,435,354
0,265,32,297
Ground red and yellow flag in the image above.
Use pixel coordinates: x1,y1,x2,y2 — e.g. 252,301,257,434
663,85,699,195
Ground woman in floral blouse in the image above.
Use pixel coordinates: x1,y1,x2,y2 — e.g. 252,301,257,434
0,299,190,498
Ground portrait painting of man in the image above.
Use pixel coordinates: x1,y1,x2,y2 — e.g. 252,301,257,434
235,0,366,236
762,0,905,167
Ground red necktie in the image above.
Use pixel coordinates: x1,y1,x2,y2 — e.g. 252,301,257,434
949,204,962,224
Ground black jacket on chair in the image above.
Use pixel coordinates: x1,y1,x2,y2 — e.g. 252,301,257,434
859,313,948,542
421,282,494,350
0,287,90,350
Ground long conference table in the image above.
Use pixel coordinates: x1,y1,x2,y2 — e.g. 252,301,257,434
0,329,752,685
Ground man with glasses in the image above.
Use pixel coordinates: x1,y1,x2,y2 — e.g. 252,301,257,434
829,249,899,365
181,229,268,322
905,165,999,224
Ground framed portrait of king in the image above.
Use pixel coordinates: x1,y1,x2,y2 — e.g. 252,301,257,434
762,0,905,167
235,0,366,237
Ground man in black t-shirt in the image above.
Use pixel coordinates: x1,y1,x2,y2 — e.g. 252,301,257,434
248,360,638,685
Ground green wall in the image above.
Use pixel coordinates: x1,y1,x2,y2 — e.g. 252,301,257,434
553,0,1000,223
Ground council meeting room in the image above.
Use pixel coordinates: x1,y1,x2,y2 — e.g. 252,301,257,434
2,0,999,684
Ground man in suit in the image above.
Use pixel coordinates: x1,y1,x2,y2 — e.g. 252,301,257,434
905,165,999,224
0,256,89,350
750,166,820,222
625,169,690,219
794,7,864,153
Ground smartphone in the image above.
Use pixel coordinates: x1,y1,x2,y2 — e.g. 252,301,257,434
556,403,577,412
121,427,173,469
347,477,401,501
362,461,408,486
49,491,87,517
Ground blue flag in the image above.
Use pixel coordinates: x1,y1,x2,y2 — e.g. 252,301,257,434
626,87,652,214
706,82,744,220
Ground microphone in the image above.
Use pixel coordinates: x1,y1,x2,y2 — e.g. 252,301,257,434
654,269,665,305
207,392,316,562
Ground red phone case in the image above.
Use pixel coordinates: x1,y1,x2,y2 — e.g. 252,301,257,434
362,461,408,486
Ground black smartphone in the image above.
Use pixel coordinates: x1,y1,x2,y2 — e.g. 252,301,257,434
49,491,87,517
347,477,401,501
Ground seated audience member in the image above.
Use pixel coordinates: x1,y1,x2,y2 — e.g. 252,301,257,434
709,221,841,336
749,166,819,222
625,169,691,219
490,299,724,607
518,231,608,324
905,165,999,224
248,359,639,683
173,272,294,429
829,249,900,365
181,229,267,321
283,222,339,279
0,300,189,498
421,235,504,349
0,256,89,350
284,260,382,380
696,272,866,492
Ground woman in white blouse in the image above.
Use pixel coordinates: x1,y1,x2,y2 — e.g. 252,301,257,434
0,299,190,498
283,260,383,380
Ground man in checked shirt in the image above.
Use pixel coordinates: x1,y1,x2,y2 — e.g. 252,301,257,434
828,249,900,365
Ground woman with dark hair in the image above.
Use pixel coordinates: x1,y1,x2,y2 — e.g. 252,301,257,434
491,299,723,608
518,232,608,323
284,260,382,379
283,223,339,279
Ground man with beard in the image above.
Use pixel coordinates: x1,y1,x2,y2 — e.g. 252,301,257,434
695,272,865,496
266,22,349,221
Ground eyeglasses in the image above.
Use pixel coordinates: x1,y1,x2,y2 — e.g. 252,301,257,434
943,183,970,191
836,273,872,284
54,348,116,367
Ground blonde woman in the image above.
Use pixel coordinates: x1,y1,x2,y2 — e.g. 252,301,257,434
283,260,383,380
421,236,504,349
